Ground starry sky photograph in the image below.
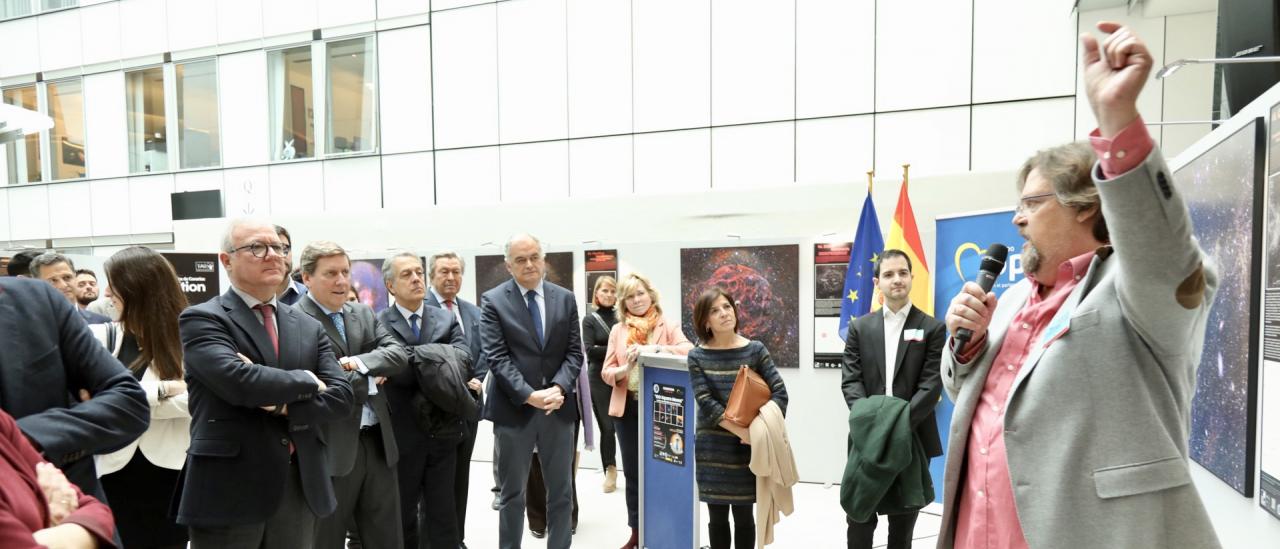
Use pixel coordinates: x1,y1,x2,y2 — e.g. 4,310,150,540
680,244,800,368
1175,119,1262,496
351,258,389,313
474,251,574,302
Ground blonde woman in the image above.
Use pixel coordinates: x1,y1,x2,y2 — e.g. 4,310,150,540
601,273,693,549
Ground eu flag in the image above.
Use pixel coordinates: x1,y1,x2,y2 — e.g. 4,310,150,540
839,193,883,341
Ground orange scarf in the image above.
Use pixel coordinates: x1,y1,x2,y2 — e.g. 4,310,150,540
625,305,661,348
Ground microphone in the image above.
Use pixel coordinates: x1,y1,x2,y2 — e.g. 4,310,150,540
954,243,1009,354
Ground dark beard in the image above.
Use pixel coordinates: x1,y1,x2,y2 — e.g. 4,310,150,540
1021,241,1041,277
77,296,96,307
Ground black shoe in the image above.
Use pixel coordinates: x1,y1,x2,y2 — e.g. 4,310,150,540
491,492,501,510
459,544,468,549
530,529,546,539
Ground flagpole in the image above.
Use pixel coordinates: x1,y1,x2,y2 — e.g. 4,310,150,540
901,163,910,190
866,170,874,194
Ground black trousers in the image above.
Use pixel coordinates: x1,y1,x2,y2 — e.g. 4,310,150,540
400,435,462,549
613,397,640,528
526,450,580,532
706,503,753,549
846,511,919,549
587,364,617,468
189,459,316,549
454,419,480,542
316,428,402,549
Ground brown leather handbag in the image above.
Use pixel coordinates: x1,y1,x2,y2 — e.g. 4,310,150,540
724,365,771,427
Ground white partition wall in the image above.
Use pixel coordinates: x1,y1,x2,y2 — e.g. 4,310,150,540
377,26,434,155
83,71,128,179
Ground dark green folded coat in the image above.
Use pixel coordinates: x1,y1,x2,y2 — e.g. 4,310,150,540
840,395,934,522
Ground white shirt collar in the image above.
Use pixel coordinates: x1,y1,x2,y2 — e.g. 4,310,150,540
306,292,339,316
518,280,545,299
396,300,424,323
231,285,279,310
882,300,912,321
429,287,457,306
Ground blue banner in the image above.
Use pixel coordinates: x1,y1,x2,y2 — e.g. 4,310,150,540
839,195,884,341
930,209,1026,502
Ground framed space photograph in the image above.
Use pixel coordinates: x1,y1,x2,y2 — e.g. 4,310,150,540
680,244,800,368
350,258,389,313
1260,101,1280,518
474,251,575,303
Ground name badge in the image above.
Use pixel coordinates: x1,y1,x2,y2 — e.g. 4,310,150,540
903,329,924,342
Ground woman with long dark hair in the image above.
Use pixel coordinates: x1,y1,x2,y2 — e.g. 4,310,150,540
92,246,191,549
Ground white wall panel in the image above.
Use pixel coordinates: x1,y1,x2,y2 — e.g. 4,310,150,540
378,26,433,154
500,140,568,203
634,129,710,195
711,0,794,126
796,0,874,118
569,135,632,199
1074,8,1165,140
712,122,794,190
218,51,270,168
876,0,971,111
174,170,225,192
262,0,317,38
221,166,271,217
796,115,874,185
318,0,376,29
435,146,500,206
497,0,568,144
217,0,264,44
432,0,487,11
432,4,499,149
972,0,1077,103
377,0,430,20
566,0,631,138
874,106,970,177
8,186,49,241
380,152,435,207
119,0,170,59
47,182,93,238
0,189,9,242
38,10,83,72
128,174,175,234
323,156,381,212
971,98,1075,172
89,178,130,236
267,162,324,215
167,0,219,52
84,71,129,179
0,19,39,77
1160,11,1217,158
80,2,122,65
633,0,710,132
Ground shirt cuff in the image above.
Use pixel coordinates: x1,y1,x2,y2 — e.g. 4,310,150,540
952,333,987,364
1088,116,1154,180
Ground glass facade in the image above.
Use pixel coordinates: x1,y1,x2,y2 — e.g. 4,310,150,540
326,36,376,154
3,86,42,184
126,67,167,173
268,46,314,161
176,59,221,169
46,78,85,181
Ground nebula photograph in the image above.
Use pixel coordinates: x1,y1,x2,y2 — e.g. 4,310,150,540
474,251,575,302
351,258,389,313
680,245,800,368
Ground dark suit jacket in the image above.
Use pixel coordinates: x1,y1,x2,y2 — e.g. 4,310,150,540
479,279,583,427
177,288,354,527
297,298,408,475
426,292,488,381
377,303,467,451
841,305,945,457
0,277,148,501
78,308,111,325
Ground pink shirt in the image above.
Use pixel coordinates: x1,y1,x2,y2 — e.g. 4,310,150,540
952,118,1153,549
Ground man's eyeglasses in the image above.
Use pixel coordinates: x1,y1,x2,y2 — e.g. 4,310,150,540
230,242,291,259
1015,192,1057,215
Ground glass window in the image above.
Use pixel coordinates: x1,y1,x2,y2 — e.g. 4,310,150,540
40,0,75,10
3,85,41,184
268,46,314,161
0,0,34,20
326,36,376,154
47,78,85,181
176,60,220,169
126,67,167,173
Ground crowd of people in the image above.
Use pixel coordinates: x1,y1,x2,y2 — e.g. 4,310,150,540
0,23,1226,549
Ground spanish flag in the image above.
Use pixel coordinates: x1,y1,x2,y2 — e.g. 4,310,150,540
883,165,932,315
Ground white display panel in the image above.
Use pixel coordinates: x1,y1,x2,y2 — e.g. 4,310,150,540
80,2,123,65
217,50,270,168
119,0,170,60
166,0,219,53
322,156,382,212
267,161,325,216
796,0,874,118
711,122,794,190
632,0,710,133
874,106,971,178
875,0,972,112
1159,10,1217,158
380,152,435,207
633,129,710,195
569,135,632,199
566,0,631,138
500,140,569,203
46,181,92,239
216,0,264,45
432,4,499,149
435,146,500,206
84,71,130,179
497,0,568,144
971,97,1075,172
90,178,131,236
377,25,434,154
710,0,794,126
128,173,175,234
38,10,82,72
795,115,874,186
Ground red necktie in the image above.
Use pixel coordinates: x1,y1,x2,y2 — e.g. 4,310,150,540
254,304,280,357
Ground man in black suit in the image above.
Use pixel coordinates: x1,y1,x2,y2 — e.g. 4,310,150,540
177,219,354,549
840,248,946,549
481,233,583,549
296,242,409,549
29,253,111,324
0,276,149,503
377,252,469,549
425,251,488,547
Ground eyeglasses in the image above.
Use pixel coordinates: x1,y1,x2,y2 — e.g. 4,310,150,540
229,242,291,259
1015,192,1057,215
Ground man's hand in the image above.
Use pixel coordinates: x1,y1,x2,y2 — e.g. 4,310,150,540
1081,22,1152,138
236,352,254,364
945,282,998,343
525,386,566,415
36,462,78,526
32,523,97,549
467,378,483,394
339,357,357,371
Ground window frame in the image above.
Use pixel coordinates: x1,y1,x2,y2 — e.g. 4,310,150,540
266,33,379,164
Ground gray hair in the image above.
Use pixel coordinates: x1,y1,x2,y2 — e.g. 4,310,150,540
427,251,466,278
382,252,421,285
29,252,73,278
1016,141,1108,243
299,241,349,276
503,233,544,262
221,217,275,253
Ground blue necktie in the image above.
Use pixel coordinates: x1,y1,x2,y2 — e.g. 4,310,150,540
526,291,544,346
329,312,347,343
409,313,421,342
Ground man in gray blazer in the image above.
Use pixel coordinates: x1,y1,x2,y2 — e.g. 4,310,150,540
940,24,1221,549
481,234,583,549
296,242,409,549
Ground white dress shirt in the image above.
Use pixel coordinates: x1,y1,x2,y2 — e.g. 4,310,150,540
429,287,466,334
882,300,911,396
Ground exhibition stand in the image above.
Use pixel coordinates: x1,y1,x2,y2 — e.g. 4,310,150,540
637,353,698,549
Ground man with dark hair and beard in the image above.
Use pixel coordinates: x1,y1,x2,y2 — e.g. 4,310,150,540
938,23,1221,549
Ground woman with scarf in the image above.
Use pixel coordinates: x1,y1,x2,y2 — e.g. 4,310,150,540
602,273,693,549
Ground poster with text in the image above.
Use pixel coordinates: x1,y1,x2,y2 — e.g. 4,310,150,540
350,259,389,313
474,252,575,302
680,244,799,368
1260,101,1280,518
162,253,220,305
813,242,852,368
651,383,686,466
585,249,618,303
